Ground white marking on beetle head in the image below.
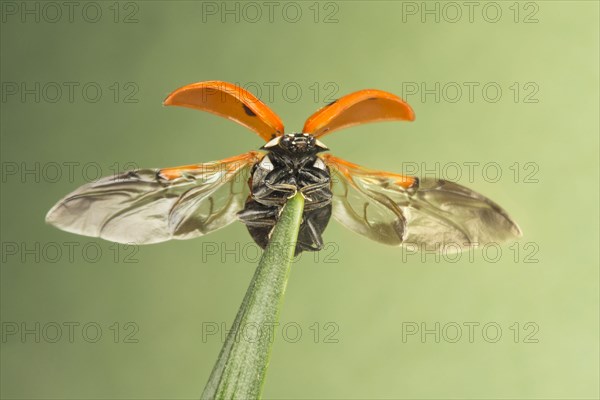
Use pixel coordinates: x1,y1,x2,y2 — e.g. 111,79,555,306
315,139,329,151
262,136,282,149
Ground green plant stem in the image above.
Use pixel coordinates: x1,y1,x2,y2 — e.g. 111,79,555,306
201,192,305,400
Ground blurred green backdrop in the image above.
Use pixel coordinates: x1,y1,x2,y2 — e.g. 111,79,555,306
1,1,598,399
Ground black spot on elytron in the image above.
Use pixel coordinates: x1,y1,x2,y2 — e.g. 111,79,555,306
326,99,337,107
242,104,256,117
368,97,378,101
270,133,276,139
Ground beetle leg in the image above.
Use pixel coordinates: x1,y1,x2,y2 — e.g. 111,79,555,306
297,217,324,252
300,180,330,195
252,168,298,201
237,204,279,227
266,181,298,198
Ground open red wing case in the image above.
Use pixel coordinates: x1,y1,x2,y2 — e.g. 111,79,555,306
164,81,284,141
303,89,415,138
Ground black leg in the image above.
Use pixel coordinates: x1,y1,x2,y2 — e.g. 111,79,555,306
237,204,279,227
238,199,278,250
296,217,325,253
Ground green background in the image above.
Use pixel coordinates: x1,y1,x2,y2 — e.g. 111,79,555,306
1,1,598,399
